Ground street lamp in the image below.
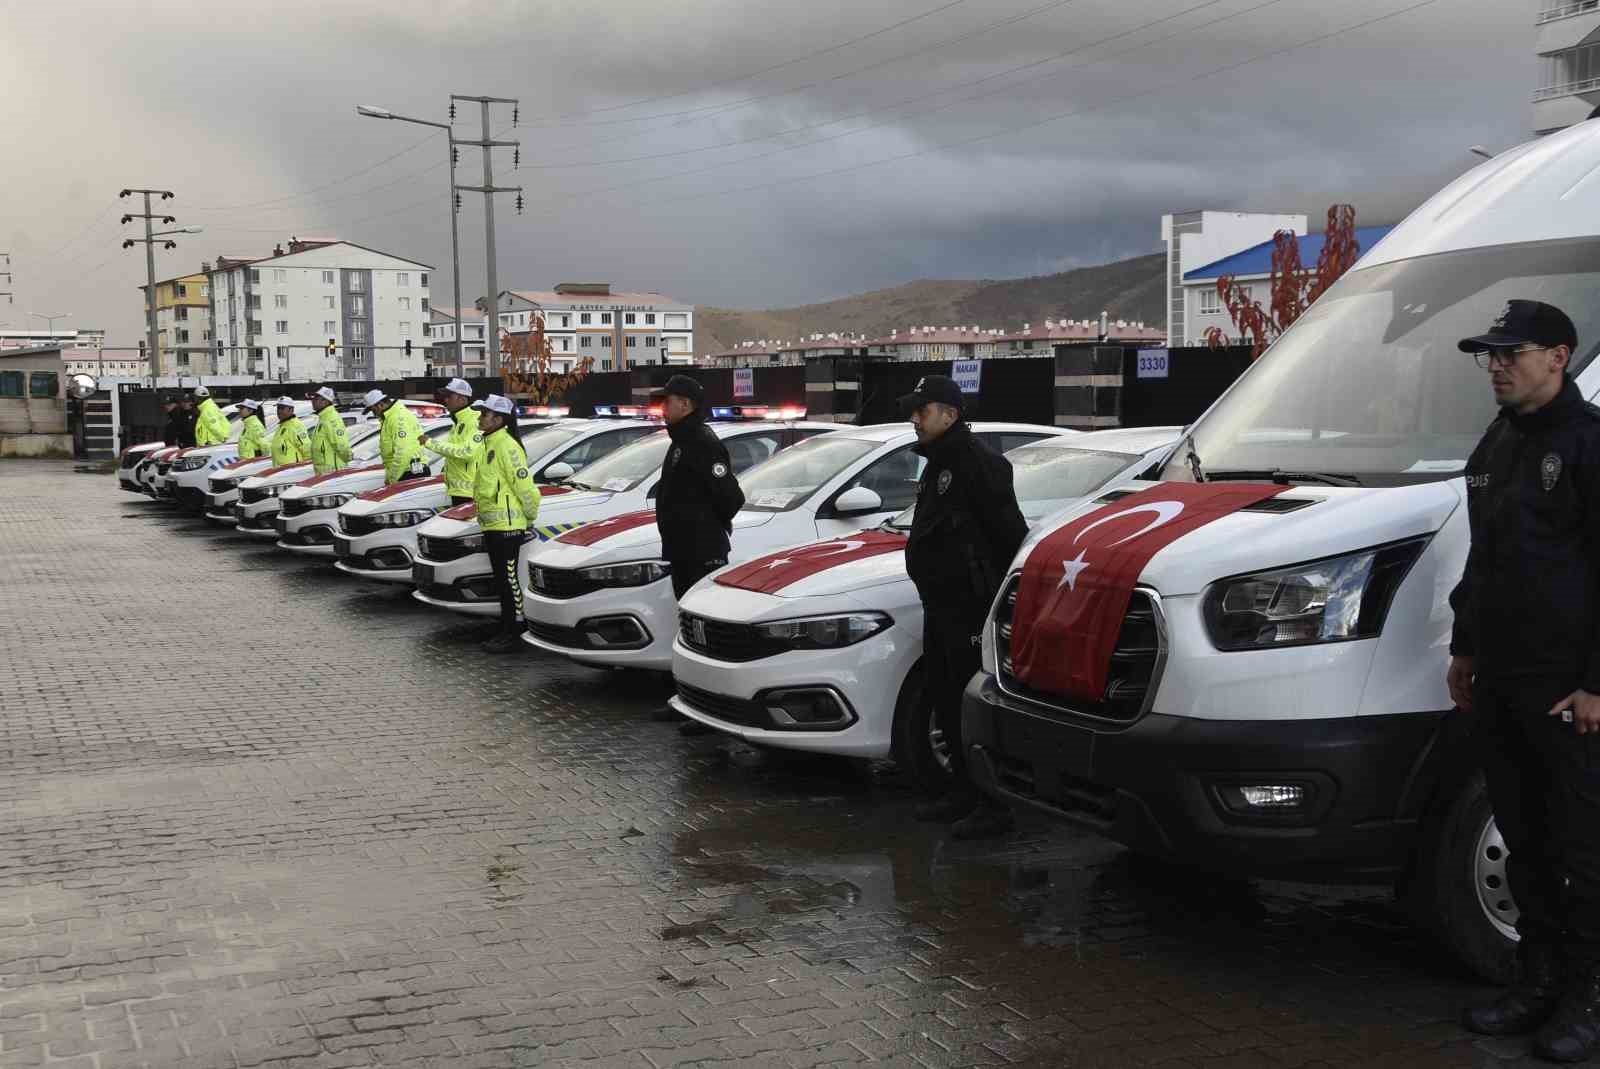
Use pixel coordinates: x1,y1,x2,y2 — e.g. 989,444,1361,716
30,311,71,341
357,103,464,378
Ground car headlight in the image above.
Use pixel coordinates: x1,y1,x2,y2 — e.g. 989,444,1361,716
172,456,209,471
301,493,353,510
1202,539,1427,651
576,561,671,588
371,509,435,528
453,533,485,553
253,484,284,498
752,612,892,651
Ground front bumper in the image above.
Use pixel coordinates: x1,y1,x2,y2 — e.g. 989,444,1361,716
331,526,424,581
275,509,340,555
410,550,498,615
520,580,676,670
232,501,281,537
961,672,1447,881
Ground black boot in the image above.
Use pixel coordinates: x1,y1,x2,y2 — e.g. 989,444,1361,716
1534,966,1600,1062
1464,941,1564,1036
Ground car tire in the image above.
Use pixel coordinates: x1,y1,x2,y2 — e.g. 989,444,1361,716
891,663,954,794
1410,770,1517,984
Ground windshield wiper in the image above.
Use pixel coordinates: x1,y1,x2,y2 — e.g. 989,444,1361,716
1206,469,1362,487
1185,439,1205,483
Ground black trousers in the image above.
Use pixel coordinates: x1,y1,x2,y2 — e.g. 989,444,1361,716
923,605,985,791
670,557,727,600
1479,680,1600,958
484,531,525,635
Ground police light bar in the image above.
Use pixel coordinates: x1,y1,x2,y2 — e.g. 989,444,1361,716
646,404,665,420
518,404,571,418
592,405,617,416
708,404,807,421
769,405,807,421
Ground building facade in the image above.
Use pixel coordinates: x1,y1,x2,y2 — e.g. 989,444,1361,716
498,283,694,374
1161,211,1307,347
994,318,1166,353
1535,1,1600,133
206,239,431,382
0,328,106,351
138,272,211,376
425,307,489,376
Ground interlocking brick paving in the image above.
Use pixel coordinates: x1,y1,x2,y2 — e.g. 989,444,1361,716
0,460,1536,1066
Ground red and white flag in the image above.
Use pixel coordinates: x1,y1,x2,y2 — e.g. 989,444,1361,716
555,509,658,547
1009,483,1284,701
714,531,908,594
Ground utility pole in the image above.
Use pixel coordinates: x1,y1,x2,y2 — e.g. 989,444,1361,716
120,190,201,384
450,94,523,376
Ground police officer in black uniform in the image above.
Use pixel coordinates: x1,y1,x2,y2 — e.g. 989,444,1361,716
653,374,745,730
901,375,1027,840
166,393,197,447
1449,300,1600,1062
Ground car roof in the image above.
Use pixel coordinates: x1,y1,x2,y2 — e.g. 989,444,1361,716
1025,425,1183,455
709,420,836,438
818,421,1069,444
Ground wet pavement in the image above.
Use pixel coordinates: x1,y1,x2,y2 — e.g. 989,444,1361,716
0,460,1551,1067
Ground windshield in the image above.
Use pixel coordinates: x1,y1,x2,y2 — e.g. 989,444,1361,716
739,435,880,512
568,431,670,491
516,425,584,463
887,444,1140,529
1164,238,1600,486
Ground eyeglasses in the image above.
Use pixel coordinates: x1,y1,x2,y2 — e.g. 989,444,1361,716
1472,345,1544,370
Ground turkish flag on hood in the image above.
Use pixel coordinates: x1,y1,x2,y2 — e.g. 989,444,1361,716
1009,482,1285,702
715,531,908,594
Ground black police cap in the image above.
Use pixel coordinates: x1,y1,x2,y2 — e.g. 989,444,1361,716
652,374,705,405
897,374,964,417
1458,299,1579,354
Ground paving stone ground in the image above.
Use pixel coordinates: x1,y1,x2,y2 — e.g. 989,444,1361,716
0,460,1548,1067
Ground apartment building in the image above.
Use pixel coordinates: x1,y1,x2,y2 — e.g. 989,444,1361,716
426,307,489,376
497,283,694,373
1535,1,1600,133
136,272,211,376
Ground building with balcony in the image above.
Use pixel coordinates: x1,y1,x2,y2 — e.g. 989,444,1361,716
137,272,210,376
0,328,106,351
496,283,695,374
425,307,489,376
1535,1,1600,133
206,239,431,382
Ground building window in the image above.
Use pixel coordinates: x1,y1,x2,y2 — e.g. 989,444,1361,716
663,313,687,329
397,297,411,311
419,273,429,287
275,320,289,334
0,371,21,397
422,324,431,338
625,336,637,348
580,336,592,348
177,330,190,343
397,272,409,286
247,320,263,336
323,295,335,309
580,312,592,325
560,338,571,352
175,283,187,298
601,359,612,371
248,269,261,284
645,313,656,325
349,321,367,341
421,297,429,313
601,336,612,348
321,270,335,284
600,313,612,324
175,307,189,321
557,315,570,328
1197,288,1222,315
29,371,59,398
323,320,336,334
350,347,368,363
348,274,364,293
349,296,366,317
271,269,286,282
274,294,287,308
247,294,261,309
644,335,655,347
399,322,411,336
277,346,289,361
625,313,636,325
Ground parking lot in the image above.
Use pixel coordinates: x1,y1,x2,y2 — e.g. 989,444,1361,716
0,460,1543,1067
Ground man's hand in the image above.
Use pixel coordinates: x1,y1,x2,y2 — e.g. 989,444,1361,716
1548,690,1600,735
1447,656,1476,712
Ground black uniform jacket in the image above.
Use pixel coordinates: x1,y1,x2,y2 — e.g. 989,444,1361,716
655,410,746,564
166,409,197,448
905,420,1028,616
1451,377,1600,707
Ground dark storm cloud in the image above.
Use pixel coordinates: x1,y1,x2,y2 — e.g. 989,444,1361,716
2,0,1528,342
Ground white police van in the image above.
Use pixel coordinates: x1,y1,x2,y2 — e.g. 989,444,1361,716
962,119,1600,981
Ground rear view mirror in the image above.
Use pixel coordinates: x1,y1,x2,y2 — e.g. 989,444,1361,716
543,461,576,482
832,485,884,516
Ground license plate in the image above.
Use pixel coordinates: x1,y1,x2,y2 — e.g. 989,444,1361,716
334,536,353,558
414,564,435,586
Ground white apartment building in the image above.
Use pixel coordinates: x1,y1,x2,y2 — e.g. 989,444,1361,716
497,283,694,373
426,307,489,376
206,239,431,382
1160,211,1307,347
1534,1,1600,133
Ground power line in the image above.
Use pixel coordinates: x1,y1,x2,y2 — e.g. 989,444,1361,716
186,130,438,211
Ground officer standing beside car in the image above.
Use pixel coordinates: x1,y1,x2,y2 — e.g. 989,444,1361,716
1448,300,1600,1063
308,386,352,475
268,397,311,465
901,375,1027,841
192,385,230,447
421,378,481,507
236,399,268,460
471,394,541,653
163,393,196,448
363,389,428,485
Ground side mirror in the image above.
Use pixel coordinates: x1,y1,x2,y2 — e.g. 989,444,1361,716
543,461,575,482
831,485,884,516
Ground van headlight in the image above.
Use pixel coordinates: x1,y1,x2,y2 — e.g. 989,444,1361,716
752,612,891,651
577,561,671,588
1202,538,1427,651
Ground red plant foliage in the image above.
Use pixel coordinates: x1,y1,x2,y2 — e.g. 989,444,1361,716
500,315,593,403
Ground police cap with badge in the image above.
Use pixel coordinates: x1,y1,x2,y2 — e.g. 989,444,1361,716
651,374,705,407
897,374,964,417
1458,299,1579,359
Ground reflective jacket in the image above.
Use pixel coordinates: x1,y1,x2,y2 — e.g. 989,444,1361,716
655,411,745,564
236,415,269,460
423,406,481,497
906,420,1027,617
310,405,352,475
474,426,541,532
194,398,230,446
380,402,427,485
269,418,311,466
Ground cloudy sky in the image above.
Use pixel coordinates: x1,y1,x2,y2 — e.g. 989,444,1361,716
3,0,1528,344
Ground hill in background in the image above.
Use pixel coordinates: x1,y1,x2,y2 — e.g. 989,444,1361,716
695,251,1166,356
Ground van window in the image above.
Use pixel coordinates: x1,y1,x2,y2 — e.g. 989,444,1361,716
1165,238,1600,486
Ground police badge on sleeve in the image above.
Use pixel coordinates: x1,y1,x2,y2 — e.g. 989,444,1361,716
937,470,953,495
712,462,728,478
1543,452,1562,491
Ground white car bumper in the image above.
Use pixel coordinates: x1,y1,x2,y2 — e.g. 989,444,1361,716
276,506,342,557
411,548,500,615
203,488,241,523
519,578,678,670
231,498,281,538
332,524,427,581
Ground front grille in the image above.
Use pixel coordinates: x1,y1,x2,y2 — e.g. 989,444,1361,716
674,682,770,728
339,513,381,537
419,582,463,602
236,511,272,531
994,576,1164,723
418,535,477,563
239,486,276,505
678,612,788,663
525,618,584,648
527,565,601,599
208,476,237,494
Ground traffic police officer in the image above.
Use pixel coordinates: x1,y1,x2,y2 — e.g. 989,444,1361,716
900,375,1027,840
308,386,352,475
422,378,481,507
1449,300,1600,1061
192,385,230,447
268,397,311,465
236,399,268,460
471,394,542,653
362,389,428,485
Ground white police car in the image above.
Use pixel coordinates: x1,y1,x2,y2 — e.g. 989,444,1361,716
117,403,243,492
204,420,384,523
668,426,1180,783
518,421,1069,668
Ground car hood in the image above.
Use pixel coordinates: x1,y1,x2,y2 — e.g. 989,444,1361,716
342,478,451,516
276,466,388,497
528,509,778,568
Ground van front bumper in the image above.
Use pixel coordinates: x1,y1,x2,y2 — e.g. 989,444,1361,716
962,672,1448,882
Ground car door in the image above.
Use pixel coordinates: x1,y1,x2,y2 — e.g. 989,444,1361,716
811,444,923,542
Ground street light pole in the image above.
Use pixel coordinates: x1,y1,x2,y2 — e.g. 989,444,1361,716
355,105,464,378
450,94,522,378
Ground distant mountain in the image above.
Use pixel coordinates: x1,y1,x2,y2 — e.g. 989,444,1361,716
695,252,1166,356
